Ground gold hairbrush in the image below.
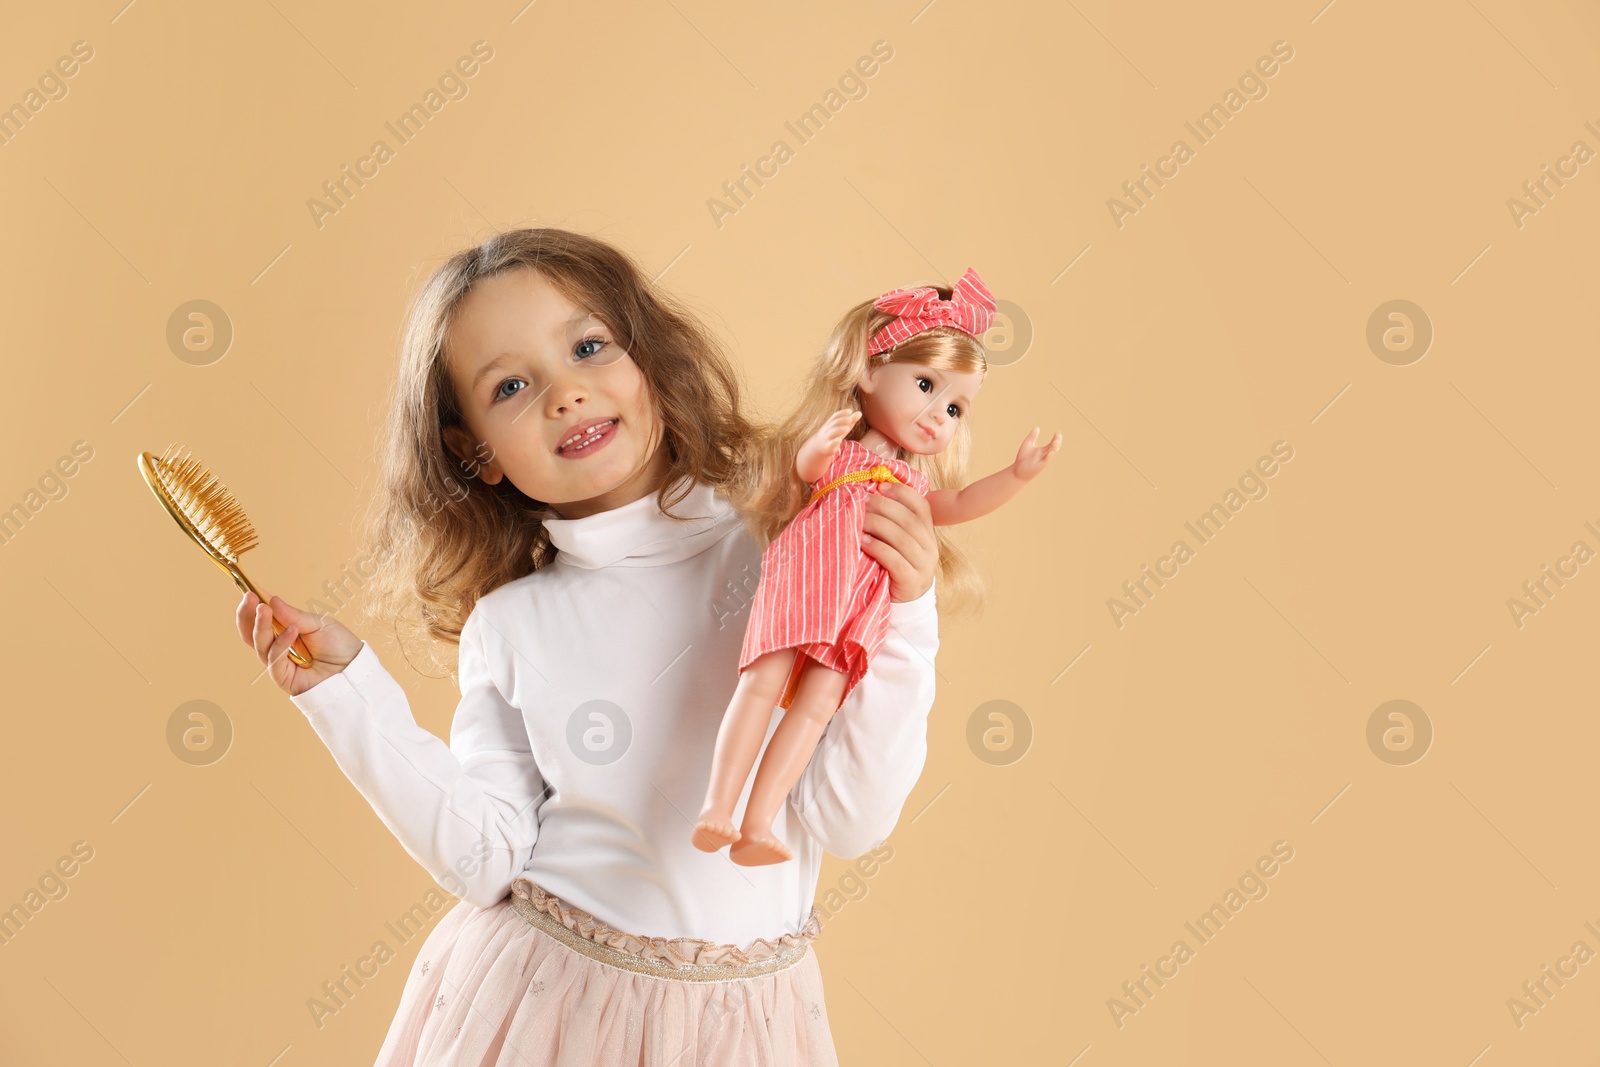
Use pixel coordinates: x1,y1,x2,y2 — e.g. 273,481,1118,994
137,444,313,668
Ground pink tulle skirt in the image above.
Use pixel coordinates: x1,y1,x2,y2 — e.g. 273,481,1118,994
372,878,837,1066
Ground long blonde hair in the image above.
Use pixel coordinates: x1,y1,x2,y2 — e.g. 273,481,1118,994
354,228,757,672
731,285,987,619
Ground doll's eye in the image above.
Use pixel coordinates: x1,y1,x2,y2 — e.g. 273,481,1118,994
916,377,932,393
946,402,962,419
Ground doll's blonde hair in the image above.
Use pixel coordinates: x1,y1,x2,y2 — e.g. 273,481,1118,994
730,284,987,619
355,227,757,671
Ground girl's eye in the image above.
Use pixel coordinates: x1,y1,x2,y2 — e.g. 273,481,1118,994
490,335,608,402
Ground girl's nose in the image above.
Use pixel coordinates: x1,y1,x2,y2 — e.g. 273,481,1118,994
547,378,588,417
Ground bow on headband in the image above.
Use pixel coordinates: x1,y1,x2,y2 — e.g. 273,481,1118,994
867,267,998,357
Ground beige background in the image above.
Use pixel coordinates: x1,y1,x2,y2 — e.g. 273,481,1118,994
2,0,1597,1063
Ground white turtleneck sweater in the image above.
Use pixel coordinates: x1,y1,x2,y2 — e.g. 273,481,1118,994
289,478,939,947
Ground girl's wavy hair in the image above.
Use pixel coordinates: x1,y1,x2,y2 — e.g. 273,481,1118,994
354,227,756,671
729,284,988,620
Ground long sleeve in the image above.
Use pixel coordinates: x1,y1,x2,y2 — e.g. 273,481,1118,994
287,606,546,908
788,580,939,858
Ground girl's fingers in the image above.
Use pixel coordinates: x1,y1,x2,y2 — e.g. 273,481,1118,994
862,529,929,603
235,591,258,646
266,623,300,678
251,602,274,663
269,595,321,634
861,534,907,588
863,512,926,588
861,501,908,553
866,483,934,554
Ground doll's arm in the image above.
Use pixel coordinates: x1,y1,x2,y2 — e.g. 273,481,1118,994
289,604,546,908
927,425,1064,525
787,581,939,859
925,469,1022,525
795,409,860,485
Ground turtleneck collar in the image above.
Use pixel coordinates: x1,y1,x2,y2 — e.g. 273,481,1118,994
541,476,741,570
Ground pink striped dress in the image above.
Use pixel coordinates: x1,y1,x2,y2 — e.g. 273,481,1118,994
739,437,930,710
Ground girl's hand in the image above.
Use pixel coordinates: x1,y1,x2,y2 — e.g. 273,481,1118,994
236,591,362,696
863,481,937,603
1012,426,1064,482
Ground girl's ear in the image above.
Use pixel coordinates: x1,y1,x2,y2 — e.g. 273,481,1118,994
442,424,503,485
441,423,472,465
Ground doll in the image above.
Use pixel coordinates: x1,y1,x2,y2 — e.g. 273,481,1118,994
692,268,1064,865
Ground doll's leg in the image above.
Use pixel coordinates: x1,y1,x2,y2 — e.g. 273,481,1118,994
729,661,851,866
692,647,799,852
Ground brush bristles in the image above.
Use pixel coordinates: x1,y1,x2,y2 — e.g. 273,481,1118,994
153,443,258,561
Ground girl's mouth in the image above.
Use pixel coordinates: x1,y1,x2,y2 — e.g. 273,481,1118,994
556,418,619,458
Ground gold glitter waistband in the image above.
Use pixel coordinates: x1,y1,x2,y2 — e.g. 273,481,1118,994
507,879,817,982
806,464,904,507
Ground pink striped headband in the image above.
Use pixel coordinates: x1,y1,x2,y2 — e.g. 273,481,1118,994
867,267,997,357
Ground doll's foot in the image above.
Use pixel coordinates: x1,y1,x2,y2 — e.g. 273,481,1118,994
692,814,741,852
729,828,793,866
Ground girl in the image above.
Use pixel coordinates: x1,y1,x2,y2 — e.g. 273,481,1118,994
235,228,941,1066
693,269,1062,866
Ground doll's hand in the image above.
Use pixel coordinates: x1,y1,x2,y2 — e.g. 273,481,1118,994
797,409,860,482
814,409,858,455
864,481,937,603
1011,426,1064,482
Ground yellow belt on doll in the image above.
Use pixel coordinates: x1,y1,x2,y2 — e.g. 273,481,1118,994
805,464,904,507
779,464,906,711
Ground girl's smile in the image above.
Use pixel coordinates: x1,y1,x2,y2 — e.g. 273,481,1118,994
555,416,619,457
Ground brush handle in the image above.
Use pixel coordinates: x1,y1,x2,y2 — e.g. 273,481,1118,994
274,617,314,669
231,572,313,668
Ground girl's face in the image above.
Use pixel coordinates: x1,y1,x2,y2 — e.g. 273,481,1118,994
442,267,667,519
857,357,984,455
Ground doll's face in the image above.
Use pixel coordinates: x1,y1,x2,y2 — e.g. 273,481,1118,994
442,267,668,519
857,358,984,455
